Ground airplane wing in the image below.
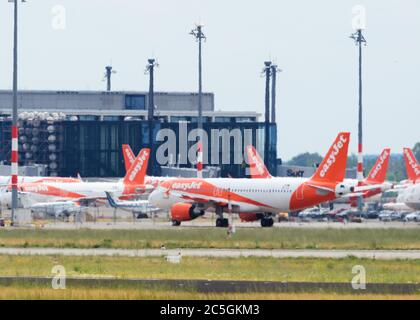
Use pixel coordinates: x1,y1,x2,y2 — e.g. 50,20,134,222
306,184,335,193
353,184,384,192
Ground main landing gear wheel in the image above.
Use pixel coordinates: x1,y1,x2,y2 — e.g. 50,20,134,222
172,220,181,226
260,217,274,228
216,218,229,228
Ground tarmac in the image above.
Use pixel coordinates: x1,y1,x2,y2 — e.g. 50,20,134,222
39,220,420,230
0,247,419,260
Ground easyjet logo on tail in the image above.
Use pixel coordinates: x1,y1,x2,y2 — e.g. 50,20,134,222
124,146,136,165
128,150,149,183
404,148,420,176
369,149,390,180
249,149,265,176
320,134,348,178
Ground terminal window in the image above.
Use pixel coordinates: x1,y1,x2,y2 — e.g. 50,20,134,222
125,94,146,110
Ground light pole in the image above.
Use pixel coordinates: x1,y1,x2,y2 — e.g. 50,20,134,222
270,64,282,123
350,29,367,212
263,61,272,167
10,0,26,226
104,66,116,91
190,24,206,137
145,58,158,175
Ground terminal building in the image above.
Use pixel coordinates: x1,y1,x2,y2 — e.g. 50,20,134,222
0,90,277,178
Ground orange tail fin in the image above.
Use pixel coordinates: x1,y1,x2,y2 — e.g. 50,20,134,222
122,144,136,173
403,147,420,182
123,148,150,185
365,148,391,184
311,132,350,183
246,145,272,178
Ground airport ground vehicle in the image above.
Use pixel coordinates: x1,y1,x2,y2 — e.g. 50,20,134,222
149,132,356,227
298,207,328,221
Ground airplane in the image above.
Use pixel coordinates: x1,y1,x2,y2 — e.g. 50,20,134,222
384,183,420,211
20,193,85,219
402,147,420,184
0,148,152,207
149,132,358,227
0,176,81,186
383,148,420,211
122,144,173,188
105,191,161,216
246,145,393,207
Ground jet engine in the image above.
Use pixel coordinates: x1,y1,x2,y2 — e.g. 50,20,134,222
335,183,354,197
171,203,204,222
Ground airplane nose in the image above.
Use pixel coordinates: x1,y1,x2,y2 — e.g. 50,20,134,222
148,190,160,207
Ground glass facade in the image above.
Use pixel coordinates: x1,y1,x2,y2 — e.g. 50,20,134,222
0,120,277,178
125,94,146,110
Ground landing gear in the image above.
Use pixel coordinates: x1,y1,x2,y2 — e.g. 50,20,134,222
216,218,229,228
172,220,181,226
260,217,274,228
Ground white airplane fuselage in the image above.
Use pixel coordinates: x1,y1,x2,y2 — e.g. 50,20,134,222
149,177,348,213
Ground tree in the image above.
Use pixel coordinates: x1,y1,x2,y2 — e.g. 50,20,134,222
287,152,323,167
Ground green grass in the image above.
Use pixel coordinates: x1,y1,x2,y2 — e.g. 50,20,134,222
0,255,419,284
1,284,419,300
1,228,420,250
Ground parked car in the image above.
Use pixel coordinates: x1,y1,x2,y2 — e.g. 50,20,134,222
362,211,379,220
404,212,420,222
379,210,403,222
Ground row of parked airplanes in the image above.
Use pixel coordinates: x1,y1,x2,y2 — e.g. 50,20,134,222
0,132,419,227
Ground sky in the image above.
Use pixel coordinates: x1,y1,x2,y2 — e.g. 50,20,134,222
0,0,419,161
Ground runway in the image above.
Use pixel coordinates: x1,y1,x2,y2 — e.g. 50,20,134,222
0,247,419,260
25,220,420,230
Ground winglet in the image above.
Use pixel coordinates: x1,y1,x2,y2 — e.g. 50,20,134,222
311,132,350,183
105,191,117,208
365,148,391,184
246,145,272,178
403,148,420,182
123,148,150,185
122,144,136,173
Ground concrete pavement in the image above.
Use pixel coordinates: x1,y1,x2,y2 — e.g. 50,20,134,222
0,247,419,260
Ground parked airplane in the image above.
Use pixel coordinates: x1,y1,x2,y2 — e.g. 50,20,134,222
105,191,161,216
0,148,151,207
403,147,420,184
0,176,81,186
20,195,85,219
384,183,420,211
384,148,420,211
122,144,173,188
246,145,392,207
149,132,356,227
